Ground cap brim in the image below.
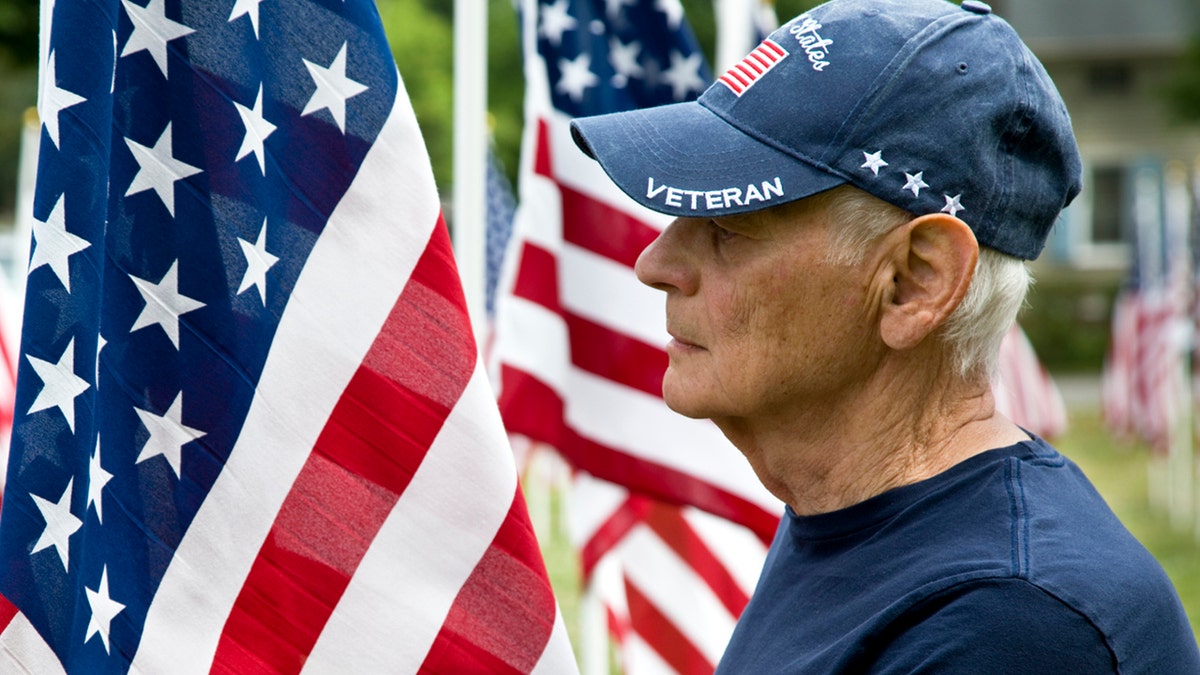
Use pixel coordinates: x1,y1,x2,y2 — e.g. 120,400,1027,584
570,100,845,218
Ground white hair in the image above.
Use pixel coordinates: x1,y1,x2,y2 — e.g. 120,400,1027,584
815,186,1030,380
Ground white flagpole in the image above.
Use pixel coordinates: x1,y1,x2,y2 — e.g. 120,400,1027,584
453,0,489,345
713,0,756,71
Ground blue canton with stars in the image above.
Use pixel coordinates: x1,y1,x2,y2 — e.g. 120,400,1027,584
1,0,396,668
534,0,712,117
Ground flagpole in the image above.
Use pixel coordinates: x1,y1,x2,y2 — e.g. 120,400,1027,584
453,0,489,345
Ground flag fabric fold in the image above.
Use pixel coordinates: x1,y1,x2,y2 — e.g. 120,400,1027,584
0,0,575,671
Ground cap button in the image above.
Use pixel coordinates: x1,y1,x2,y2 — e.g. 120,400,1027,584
961,1,992,14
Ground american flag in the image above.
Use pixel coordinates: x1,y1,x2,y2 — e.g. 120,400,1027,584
994,323,1067,439
0,0,577,671
490,0,781,671
1102,162,1192,453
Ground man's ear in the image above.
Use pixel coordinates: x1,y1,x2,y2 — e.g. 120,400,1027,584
878,213,978,351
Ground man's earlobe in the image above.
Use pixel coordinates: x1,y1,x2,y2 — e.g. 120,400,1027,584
878,214,978,351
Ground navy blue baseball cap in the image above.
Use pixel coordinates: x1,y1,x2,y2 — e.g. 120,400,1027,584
569,0,1082,260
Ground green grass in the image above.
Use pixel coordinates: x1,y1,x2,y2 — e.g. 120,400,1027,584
533,406,1200,661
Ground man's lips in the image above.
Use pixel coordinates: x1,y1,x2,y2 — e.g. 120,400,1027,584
667,332,703,351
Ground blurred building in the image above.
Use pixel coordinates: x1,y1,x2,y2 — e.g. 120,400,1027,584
993,0,1200,271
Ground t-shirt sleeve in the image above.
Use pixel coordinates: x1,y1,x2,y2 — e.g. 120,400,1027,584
866,578,1117,674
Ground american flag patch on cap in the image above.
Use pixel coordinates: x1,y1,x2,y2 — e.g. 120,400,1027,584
718,39,788,96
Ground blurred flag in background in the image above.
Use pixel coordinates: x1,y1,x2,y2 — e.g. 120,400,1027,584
490,0,780,672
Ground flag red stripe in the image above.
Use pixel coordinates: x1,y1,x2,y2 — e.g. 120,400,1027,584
213,219,475,673
0,593,17,633
568,313,667,399
643,502,751,619
420,486,557,674
558,183,660,270
508,240,667,400
512,242,562,313
761,39,785,58
624,578,713,674
498,366,777,544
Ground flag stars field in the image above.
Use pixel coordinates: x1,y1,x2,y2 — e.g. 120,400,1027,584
38,51,86,150
238,219,279,304
119,0,195,77
85,566,126,655
25,337,89,434
129,261,206,350
123,122,203,218
302,42,368,133
228,0,265,39
233,84,277,174
30,478,82,573
134,392,207,479
30,194,91,293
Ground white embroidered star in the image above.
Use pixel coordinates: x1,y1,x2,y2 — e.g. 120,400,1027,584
120,0,195,77
135,392,207,478
85,566,126,654
39,51,86,150
30,194,91,292
661,50,706,100
655,0,684,29
228,0,265,39
238,218,279,304
234,84,277,174
609,37,643,87
540,0,577,47
860,150,888,177
31,478,82,572
129,260,207,349
87,438,113,524
902,171,929,197
941,193,965,216
26,337,90,434
556,53,599,102
302,42,368,134
124,122,203,218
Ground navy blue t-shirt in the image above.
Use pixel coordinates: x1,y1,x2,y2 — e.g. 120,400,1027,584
716,437,1200,673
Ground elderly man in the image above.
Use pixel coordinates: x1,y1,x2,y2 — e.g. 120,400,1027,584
569,0,1200,671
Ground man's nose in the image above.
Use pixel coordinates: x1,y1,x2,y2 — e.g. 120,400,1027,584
635,218,697,295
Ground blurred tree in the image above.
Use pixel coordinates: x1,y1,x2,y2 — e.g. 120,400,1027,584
1164,31,1200,124
0,0,38,68
0,0,38,218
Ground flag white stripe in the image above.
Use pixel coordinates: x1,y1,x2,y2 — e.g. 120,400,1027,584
304,363,517,672
0,612,67,675
621,525,738,664
567,370,779,512
530,609,579,675
561,244,670,347
494,296,571,391
567,473,635,549
132,72,439,671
